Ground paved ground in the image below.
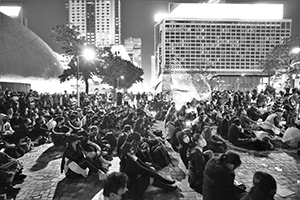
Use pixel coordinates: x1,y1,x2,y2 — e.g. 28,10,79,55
11,122,300,200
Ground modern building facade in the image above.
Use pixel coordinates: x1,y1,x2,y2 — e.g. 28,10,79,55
124,37,142,68
154,3,292,91
0,12,63,79
66,0,121,47
0,2,27,26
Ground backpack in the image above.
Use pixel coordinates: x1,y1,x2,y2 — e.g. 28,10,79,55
150,144,171,169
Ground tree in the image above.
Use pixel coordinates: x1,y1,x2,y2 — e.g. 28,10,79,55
51,25,104,94
96,50,144,89
260,36,300,84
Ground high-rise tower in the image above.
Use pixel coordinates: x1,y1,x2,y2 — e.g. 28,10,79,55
66,0,121,47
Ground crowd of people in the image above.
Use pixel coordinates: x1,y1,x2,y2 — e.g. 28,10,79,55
0,85,299,200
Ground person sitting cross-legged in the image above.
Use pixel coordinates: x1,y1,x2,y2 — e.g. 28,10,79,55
60,134,106,179
52,116,72,146
91,171,128,200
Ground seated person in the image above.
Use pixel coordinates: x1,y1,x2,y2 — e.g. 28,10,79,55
1,115,15,137
188,133,213,194
228,118,255,144
52,116,72,146
239,109,257,130
228,118,273,151
116,125,132,158
202,121,227,153
260,109,284,137
240,171,277,200
202,151,246,200
9,118,32,145
91,171,128,200
78,130,111,173
29,117,50,146
176,128,193,169
67,114,83,134
0,152,26,195
88,126,112,160
60,134,106,179
10,112,23,131
247,104,263,121
217,113,230,139
120,134,177,199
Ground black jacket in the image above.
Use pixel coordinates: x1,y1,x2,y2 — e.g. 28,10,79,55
203,157,239,200
188,147,206,194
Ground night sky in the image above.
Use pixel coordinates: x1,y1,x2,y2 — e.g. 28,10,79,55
2,0,299,85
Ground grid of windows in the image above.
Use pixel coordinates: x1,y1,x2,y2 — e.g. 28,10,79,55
67,0,121,47
158,19,291,73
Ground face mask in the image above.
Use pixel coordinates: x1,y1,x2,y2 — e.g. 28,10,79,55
198,138,207,147
183,135,190,144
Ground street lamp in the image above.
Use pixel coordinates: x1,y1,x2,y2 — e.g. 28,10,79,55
76,48,95,107
117,75,124,89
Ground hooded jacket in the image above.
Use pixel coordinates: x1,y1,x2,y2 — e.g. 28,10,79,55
187,146,206,194
203,157,239,200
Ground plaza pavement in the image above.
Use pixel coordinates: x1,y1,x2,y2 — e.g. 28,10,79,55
13,121,300,200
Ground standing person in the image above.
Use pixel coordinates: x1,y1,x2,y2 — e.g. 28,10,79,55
202,151,245,200
240,171,277,200
91,171,128,200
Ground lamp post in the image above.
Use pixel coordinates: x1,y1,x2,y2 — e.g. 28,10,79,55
76,48,95,107
117,75,124,89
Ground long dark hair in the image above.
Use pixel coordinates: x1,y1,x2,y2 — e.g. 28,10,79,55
218,151,242,169
244,171,277,200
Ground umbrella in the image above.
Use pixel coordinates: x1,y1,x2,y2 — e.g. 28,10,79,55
282,127,300,148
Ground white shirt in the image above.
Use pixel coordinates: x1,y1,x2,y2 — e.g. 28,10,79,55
91,189,108,200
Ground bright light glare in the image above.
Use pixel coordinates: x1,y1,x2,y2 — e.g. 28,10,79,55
154,13,168,22
291,47,300,54
0,6,21,17
169,3,283,20
82,48,95,60
120,75,124,79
